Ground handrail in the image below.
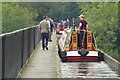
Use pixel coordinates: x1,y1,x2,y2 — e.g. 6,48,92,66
0,25,38,37
0,25,41,79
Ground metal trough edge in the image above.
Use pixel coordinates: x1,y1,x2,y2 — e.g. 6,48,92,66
101,52,120,76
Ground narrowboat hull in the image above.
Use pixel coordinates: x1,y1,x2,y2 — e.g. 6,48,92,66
57,29,103,62
58,46,103,62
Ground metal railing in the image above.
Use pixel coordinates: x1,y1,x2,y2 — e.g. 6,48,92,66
0,25,41,79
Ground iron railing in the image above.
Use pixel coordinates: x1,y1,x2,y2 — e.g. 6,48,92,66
0,25,40,79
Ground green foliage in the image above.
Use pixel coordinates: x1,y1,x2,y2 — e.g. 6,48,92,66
30,2,61,21
60,3,80,20
78,2,119,61
30,2,80,22
2,2,38,33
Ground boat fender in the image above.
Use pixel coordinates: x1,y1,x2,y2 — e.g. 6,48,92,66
78,48,89,56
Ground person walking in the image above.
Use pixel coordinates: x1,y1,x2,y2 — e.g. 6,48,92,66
39,16,50,50
78,15,88,49
48,17,54,42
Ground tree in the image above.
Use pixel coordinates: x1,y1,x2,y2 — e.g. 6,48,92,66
2,2,38,33
78,2,119,61
30,2,81,23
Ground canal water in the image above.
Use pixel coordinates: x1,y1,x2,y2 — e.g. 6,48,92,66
60,61,119,79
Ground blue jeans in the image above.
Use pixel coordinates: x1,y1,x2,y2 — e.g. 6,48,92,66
41,33,49,49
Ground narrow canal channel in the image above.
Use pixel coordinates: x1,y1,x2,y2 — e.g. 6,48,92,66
60,61,119,79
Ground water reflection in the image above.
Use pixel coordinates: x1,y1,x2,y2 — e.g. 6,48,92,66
78,62,89,76
60,61,119,78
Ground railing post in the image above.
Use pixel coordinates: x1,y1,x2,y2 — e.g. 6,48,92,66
2,36,5,79
21,30,24,68
34,27,36,49
0,37,2,80
28,28,31,58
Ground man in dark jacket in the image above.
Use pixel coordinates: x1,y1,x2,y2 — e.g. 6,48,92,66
48,18,54,42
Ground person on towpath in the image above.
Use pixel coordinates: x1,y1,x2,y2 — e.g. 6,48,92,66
39,16,50,50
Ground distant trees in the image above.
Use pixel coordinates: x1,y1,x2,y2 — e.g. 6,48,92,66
2,2,80,33
30,2,80,22
2,2,38,33
30,2,61,21
78,2,119,60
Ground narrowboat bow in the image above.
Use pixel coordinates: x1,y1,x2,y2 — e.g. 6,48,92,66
57,28,103,62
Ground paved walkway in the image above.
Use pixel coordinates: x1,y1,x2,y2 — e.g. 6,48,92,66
18,32,61,78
